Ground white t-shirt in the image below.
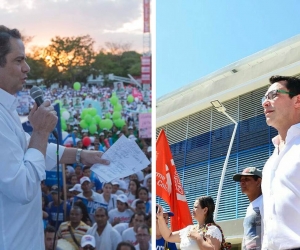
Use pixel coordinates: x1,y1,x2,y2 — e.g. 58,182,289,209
122,227,138,246
113,223,129,235
99,193,118,212
126,192,136,205
108,208,134,225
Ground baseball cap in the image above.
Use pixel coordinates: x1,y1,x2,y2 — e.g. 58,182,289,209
50,185,59,194
99,132,104,136
80,176,91,185
162,207,174,217
81,235,96,247
69,184,82,192
233,167,262,182
111,180,119,186
117,194,128,204
128,126,133,130
116,131,121,135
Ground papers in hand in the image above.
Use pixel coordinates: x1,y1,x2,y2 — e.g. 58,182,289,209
91,135,150,182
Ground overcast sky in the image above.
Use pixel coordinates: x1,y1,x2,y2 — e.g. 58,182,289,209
0,0,144,52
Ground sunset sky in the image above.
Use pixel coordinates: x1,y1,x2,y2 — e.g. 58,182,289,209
0,0,144,52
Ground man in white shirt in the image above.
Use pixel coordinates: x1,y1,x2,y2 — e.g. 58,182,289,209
134,224,151,250
0,25,109,250
86,207,122,250
261,75,300,249
233,167,263,250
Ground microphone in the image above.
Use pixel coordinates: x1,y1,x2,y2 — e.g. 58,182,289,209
30,86,58,139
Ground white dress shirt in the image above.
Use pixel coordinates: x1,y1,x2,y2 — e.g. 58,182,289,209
262,124,300,249
0,89,65,249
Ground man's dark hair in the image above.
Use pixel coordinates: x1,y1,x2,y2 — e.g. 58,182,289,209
0,25,22,67
136,199,145,206
134,211,146,220
116,242,135,250
95,207,108,217
82,166,90,172
44,225,56,235
71,205,82,214
269,75,300,98
136,224,150,234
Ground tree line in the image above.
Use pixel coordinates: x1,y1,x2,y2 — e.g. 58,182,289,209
25,35,141,87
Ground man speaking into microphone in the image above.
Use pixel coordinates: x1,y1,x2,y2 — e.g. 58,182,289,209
0,25,109,250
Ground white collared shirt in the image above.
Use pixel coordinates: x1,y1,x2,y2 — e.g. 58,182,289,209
262,124,300,249
0,89,65,249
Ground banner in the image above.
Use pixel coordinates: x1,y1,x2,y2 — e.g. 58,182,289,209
139,113,151,138
22,103,63,145
73,196,108,214
156,129,193,231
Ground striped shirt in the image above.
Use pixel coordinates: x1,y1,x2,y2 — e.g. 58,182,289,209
58,221,90,250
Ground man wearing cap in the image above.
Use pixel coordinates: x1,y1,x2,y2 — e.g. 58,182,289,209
58,206,90,250
156,207,177,250
86,207,122,250
48,185,71,229
233,167,263,250
111,180,125,196
108,194,134,226
80,235,96,250
77,176,103,224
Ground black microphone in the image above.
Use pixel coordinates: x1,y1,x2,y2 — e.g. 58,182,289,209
30,86,58,139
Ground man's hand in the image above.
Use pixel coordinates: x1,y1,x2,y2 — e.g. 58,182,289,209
28,101,57,134
80,150,110,166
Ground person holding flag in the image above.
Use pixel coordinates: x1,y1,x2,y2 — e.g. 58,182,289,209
156,196,226,250
156,129,192,231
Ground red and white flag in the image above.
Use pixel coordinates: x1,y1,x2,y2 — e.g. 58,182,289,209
156,129,193,231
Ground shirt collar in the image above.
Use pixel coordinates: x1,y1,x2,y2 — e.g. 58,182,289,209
0,88,19,112
272,123,300,146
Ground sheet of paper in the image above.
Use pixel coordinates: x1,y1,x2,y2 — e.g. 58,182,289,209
91,135,150,182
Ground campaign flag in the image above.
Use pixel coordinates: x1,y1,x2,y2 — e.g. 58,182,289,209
156,129,193,231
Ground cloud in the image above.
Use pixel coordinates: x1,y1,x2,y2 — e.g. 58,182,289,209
0,0,145,51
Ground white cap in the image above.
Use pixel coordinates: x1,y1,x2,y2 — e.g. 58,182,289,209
81,235,96,247
128,126,133,129
111,180,119,186
117,194,128,204
147,146,152,152
80,176,91,185
69,184,82,192
116,131,121,135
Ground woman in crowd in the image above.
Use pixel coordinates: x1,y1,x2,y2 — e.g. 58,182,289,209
126,179,140,205
99,182,118,211
131,187,152,214
157,196,225,250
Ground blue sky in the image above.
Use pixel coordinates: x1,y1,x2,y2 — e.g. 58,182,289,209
156,1,300,98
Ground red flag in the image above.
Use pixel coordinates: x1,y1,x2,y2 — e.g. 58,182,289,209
156,129,193,231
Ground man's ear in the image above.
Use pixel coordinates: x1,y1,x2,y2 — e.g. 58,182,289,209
294,95,300,107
